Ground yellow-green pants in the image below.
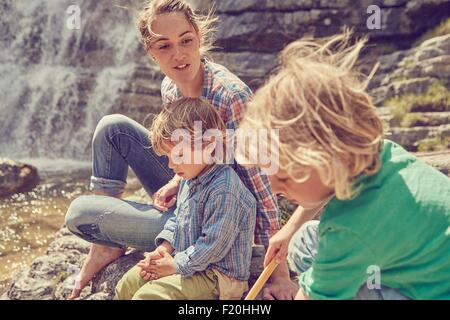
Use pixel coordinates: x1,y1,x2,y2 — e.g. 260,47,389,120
115,266,220,300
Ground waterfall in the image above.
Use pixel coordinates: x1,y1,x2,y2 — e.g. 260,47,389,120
0,0,151,164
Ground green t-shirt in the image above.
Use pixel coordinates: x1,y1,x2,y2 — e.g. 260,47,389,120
299,139,450,300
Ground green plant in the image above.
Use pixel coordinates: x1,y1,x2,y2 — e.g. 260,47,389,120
399,113,427,128
386,82,450,125
414,18,450,47
417,136,450,152
399,112,449,128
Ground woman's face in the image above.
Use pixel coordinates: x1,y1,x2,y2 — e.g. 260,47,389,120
148,12,202,86
268,168,334,208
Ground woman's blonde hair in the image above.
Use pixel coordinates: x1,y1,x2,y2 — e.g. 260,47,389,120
149,97,227,156
239,30,384,200
137,0,217,57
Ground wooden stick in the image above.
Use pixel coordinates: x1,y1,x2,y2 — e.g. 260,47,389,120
244,259,279,300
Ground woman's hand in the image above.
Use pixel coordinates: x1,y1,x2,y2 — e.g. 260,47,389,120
153,178,180,212
264,224,298,267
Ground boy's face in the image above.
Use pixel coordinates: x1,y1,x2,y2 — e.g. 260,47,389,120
164,142,212,180
268,168,334,208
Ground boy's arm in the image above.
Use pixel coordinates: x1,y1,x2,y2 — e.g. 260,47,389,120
264,206,324,300
154,214,177,249
157,240,174,254
172,192,248,277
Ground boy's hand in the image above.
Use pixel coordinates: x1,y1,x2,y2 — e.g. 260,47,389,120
153,178,180,212
137,249,163,281
264,224,297,267
137,243,174,280
146,251,177,279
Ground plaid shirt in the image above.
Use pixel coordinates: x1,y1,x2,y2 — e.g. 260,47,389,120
155,164,256,281
161,59,281,246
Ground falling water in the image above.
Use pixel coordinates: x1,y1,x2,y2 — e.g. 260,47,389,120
0,0,146,160
0,0,157,292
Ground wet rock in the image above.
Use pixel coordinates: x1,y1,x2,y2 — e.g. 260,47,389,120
0,158,40,198
89,250,145,300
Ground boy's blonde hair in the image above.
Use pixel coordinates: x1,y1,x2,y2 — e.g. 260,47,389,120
239,30,384,200
137,0,217,57
149,97,226,156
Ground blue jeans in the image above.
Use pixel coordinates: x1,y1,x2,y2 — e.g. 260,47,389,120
287,220,411,300
65,114,175,251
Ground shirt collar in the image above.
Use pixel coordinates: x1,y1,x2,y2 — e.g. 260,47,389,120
185,164,226,188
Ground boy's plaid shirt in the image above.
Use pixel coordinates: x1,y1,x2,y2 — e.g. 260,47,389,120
160,59,281,246
155,164,256,280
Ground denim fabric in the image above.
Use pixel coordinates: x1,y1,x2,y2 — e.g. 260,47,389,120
90,114,174,197
65,195,175,251
287,220,411,300
65,114,176,251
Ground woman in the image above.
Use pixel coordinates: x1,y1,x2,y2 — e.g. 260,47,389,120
65,0,296,300
237,31,450,299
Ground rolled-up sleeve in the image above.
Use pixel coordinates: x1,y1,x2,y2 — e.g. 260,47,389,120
155,215,177,247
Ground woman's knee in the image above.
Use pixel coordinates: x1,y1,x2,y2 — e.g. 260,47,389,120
65,195,101,234
92,114,134,146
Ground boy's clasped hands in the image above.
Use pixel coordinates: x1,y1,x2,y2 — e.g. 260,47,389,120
138,178,181,280
137,242,176,281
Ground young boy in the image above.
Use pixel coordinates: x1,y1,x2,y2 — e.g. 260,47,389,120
115,98,256,300
237,31,450,300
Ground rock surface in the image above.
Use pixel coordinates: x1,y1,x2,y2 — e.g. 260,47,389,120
2,225,265,300
0,158,40,198
416,150,450,177
370,34,450,106
368,34,450,152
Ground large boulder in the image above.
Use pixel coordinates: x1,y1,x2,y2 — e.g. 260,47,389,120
211,0,450,53
368,34,450,152
369,34,450,106
0,158,40,198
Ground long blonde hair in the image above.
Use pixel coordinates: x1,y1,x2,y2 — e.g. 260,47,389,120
240,30,384,200
137,0,217,58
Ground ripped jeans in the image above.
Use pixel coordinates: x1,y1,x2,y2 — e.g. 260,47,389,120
65,114,175,251
287,220,411,300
